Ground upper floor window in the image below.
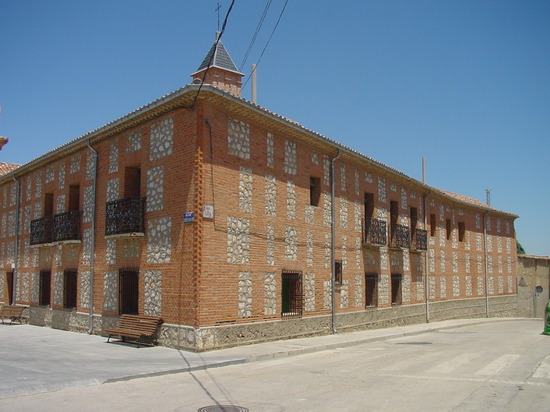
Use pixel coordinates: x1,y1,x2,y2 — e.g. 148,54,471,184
430,214,436,237
124,166,141,199
364,192,375,220
310,177,321,206
410,207,418,236
458,222,466,242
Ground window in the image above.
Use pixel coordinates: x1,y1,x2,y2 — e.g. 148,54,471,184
365,273,378,307
281,271,302,318
430,214,436,237
39,270,51,306
335,260,343,285
446,219,452,240
364,192,375,220
119,268,139,315
124,166,141,199
410,207,418,239
44,193,54,218
390,201,398,240
63,269,77,309
391,273,402,305
309,177,321,206
457,221,466,242
68,185,80,212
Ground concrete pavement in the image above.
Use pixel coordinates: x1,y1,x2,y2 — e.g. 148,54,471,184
0,317,534,399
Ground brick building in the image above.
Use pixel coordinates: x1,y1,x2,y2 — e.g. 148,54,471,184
0,38,518,350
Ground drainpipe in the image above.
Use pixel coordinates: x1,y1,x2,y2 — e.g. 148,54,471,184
483,212,489,317
330,149,341,334
86,140,98,334
423,190,431,323
12,175,21,305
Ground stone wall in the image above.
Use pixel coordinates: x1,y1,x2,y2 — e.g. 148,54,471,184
156,295,516,351
517,255,550,318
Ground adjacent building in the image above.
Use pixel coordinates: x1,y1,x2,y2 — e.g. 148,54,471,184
0,37,518,350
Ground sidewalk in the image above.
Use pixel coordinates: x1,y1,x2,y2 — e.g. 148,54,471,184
0,317,527,399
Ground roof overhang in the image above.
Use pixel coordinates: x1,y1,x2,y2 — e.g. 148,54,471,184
1,83,519,219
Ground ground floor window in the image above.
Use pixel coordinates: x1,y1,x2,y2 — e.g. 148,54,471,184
335,260,343,285
365,273,378,307
39,270,51,306
63,269,77,309
6,271,14,304
391,273,402,305
281,271,302,318
119,268,139,315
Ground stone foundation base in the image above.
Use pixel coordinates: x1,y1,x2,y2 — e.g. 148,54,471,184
27,295,518,351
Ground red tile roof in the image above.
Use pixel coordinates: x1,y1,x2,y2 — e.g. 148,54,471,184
0,162,21,176
439,189,500,212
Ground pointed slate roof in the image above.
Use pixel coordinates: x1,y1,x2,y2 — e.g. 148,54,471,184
194,35,242,75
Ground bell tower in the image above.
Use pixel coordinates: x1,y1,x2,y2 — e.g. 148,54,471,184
191,33,244,97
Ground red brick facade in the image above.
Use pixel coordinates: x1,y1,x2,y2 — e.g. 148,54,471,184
0,43,518,350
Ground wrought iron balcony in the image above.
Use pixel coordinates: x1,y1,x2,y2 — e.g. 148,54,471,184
30,217,53,245
53,211,81,242
390,223,410,249
105,197,145,236
363,218,387,246
411,228,428,251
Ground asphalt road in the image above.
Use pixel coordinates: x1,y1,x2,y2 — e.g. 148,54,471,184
1,319,548,411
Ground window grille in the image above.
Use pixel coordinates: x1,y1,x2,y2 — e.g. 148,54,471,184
281,271,302,318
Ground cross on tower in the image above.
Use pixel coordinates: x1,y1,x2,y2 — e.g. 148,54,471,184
215,2,221,31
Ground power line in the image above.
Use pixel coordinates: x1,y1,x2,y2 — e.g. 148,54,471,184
242,0,289,89
239,0,273,71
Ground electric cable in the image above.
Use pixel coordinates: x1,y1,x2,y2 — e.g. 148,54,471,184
239,0,273,71
242,0,289,89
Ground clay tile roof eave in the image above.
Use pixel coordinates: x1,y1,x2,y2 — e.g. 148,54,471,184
0,162,22,176
203,86,518,218
438,188,518,218
0,82,518,220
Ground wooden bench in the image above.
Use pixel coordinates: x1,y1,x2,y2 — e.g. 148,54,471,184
105,314,163,346
0,305,27,324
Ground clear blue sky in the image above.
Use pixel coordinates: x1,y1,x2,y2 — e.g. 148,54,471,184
1,1,549,256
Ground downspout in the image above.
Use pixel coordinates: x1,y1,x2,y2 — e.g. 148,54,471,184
330,149,341,334
483,212,489,317
423,190,431,323
12,175,21,305
86,140,98,334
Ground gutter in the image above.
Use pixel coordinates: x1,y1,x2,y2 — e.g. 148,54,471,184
483,212,489,317
12,176,21,304
86,139,98,334
423,190,431,322
330,149,341,334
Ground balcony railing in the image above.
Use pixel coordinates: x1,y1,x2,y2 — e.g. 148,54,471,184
390,223,410,248
411,228,428,251
31,212,82,245
363,217,387,246
105,197,145,236
53,211,81,242
30,217,53,245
